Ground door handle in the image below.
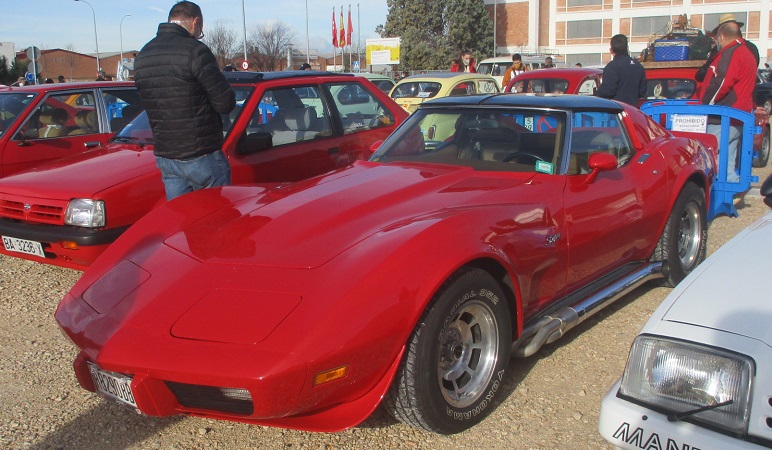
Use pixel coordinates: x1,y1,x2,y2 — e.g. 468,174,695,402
84,141,101,148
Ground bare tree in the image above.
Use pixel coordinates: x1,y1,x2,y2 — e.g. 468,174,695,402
247,21,295,71
62,43,79,81
203,21,240,70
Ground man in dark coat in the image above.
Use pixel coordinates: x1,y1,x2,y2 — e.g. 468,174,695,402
134,1,235,201
596,34,647,107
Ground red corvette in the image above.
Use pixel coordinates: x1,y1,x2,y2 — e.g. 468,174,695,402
56,94,717,434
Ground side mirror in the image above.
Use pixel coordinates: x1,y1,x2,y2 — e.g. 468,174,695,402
585,152,618,184
238,132,272,155
369,140,383,155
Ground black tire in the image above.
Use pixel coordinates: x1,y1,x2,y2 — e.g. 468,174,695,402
384,268,512,434
764,98,772,116
753,127,770,167
652,183,708,287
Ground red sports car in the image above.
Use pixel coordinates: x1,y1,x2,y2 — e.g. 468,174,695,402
0,72,406,270
56,94,717,434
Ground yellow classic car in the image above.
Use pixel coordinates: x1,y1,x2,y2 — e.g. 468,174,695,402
389,72,500,114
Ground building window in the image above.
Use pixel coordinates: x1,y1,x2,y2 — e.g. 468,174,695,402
567,20,603,39
567,0,602,6
631,16,671,37
703,12,748,33
567,53,603,67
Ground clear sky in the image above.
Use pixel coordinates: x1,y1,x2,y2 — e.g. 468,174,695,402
5,0,388,57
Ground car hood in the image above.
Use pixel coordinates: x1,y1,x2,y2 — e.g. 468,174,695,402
164,161,533,269
658,212,772,346
0,144,155,199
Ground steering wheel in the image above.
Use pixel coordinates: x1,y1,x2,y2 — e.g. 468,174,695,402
503,151,546,164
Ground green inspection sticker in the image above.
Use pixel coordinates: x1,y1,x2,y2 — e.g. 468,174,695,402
535,160,554,174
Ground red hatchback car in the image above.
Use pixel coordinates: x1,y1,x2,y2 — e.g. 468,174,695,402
0,72,406,270
0,81,140,177
504,67,603,96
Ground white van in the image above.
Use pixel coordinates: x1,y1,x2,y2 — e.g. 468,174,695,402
477,54,566,88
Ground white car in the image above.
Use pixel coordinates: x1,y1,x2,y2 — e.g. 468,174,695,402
599,177,772,449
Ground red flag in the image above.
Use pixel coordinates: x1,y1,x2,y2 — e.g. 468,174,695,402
339,7,345,48
346,6,353,46
332,7,338,48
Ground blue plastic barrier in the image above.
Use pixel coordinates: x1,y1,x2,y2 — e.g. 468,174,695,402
641,100,760,219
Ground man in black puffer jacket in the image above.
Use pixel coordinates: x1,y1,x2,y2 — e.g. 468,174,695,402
134,1,235,200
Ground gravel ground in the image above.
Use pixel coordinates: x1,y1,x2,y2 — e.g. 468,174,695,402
1,174,769,450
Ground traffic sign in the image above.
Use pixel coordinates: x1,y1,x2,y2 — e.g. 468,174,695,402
25,46,41,60
241,60,249,71
353,61,360,70
24,72,35,83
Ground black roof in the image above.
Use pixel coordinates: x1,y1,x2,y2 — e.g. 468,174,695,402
421,93,625,112
224,70,354,83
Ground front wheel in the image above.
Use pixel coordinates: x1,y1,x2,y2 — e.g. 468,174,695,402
652,183,707,287
384,268,512,434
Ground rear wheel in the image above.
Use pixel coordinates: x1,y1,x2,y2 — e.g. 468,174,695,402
753,127,770,167
764,98,772,116
652,183,707,287
385,268,511,434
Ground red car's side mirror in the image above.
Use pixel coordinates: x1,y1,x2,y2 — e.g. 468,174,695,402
585,152,618,184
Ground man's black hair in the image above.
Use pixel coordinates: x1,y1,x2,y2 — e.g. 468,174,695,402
512,53,522,61
169,1,202,21
610,34,629,55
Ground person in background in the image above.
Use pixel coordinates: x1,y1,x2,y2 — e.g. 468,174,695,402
95,70,106,81
502,53,528,86
57,75,65,83
134,0,236,201
575,62,583,68
698,18,757,183
299,63,312,70
596,34,646,106
452,51,476,73
543,56,555,68
44,78,54,84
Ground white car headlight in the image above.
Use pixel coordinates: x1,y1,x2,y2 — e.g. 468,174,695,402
65,199,105,228
619,335,754,434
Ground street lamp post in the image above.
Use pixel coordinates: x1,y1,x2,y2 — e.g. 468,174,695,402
120,13,132,79
74,0,101,75
305,0,310,64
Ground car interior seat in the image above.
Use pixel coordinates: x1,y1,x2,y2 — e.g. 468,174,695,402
284,106,320,141
568,129,615,174
69,110,98,135
110,104,143,132
37,108,69,138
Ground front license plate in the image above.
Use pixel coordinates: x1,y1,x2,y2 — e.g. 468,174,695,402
2,235,45,258
88,363,137,408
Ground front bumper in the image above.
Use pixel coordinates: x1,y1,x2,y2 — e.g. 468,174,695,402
0,219,128,269
599,380,768,450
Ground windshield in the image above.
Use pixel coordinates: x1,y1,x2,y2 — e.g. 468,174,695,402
477,62,512,76
371,107,566,174
0,93,37,138
645,79,695,100
391,82,442,99
509,78,569,94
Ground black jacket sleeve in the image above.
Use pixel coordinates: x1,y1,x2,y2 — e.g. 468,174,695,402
596,65,618,99
191,44,236,114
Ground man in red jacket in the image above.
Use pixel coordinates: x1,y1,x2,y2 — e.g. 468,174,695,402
698,20,756,183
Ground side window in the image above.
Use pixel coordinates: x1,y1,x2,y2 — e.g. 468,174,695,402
22,91,96,139
103,88,143,132
567,111,633,175
246,86,333,147
327,82,396,135
450,82,476,96
578,79,598,95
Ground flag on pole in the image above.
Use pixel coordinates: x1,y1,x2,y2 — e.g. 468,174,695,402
346,5,353,46
332,7,338,48
339,6,345,48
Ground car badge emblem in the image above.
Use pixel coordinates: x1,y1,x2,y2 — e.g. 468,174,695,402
24,204,31,210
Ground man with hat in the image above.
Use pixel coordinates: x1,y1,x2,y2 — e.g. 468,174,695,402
712,14,759,65
698,14,757,183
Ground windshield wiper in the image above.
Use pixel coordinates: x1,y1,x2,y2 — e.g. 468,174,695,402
666,400,733,422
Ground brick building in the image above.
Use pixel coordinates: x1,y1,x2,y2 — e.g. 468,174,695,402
485,0,771,67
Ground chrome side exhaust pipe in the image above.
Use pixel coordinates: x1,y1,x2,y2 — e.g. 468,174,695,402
511,262,666,358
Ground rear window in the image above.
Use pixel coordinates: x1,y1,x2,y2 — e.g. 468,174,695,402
391,82,442,99
645,79,696,100
510,78,569,94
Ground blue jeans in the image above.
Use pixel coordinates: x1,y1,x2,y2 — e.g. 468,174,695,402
155,150,231,201
706,123,740,183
